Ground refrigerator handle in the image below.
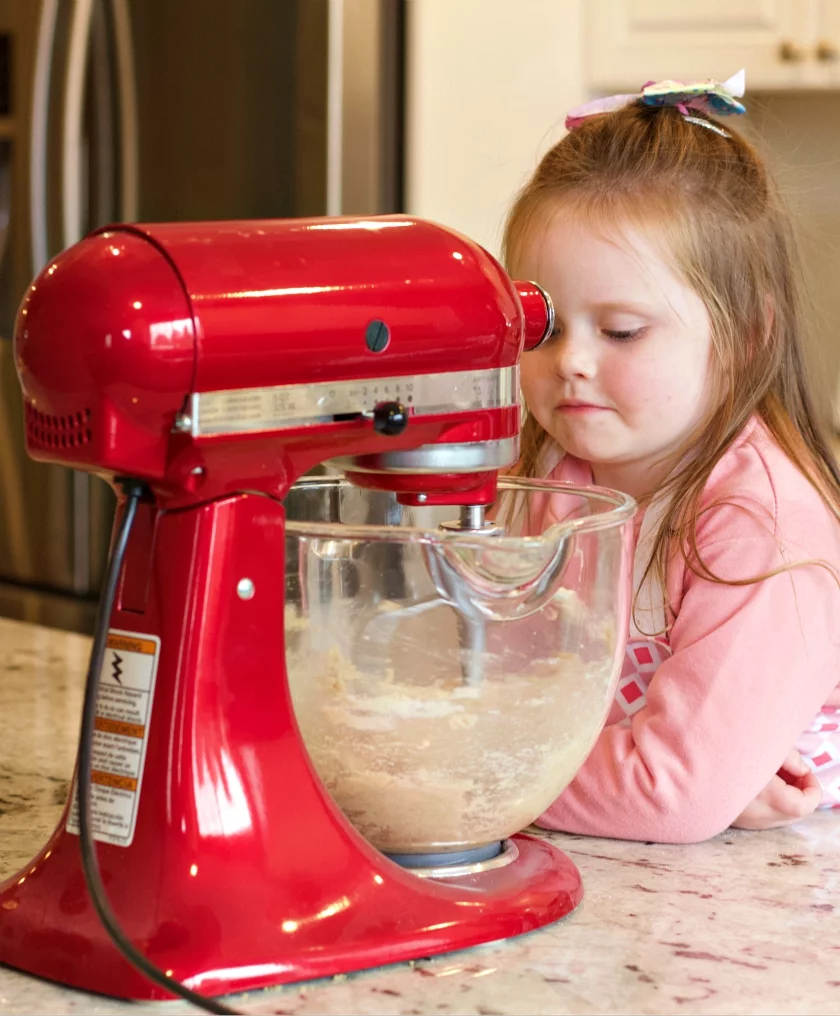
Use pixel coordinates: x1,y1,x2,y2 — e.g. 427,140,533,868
62,0,95,250
63,0,96,594
30,0,60,275
0,142,10,273
326,0,344,215
111,0,138,222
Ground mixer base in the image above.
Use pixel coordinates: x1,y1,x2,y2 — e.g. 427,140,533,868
0,498,583,1002
0,828,582,1002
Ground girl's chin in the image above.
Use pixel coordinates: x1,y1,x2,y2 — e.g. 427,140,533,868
552,433,621,464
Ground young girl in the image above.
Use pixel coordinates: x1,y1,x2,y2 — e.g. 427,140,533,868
505,73,840,843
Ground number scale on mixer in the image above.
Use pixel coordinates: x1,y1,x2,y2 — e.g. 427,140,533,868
191,366,519,437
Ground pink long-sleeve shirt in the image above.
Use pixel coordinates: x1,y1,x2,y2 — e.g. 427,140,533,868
535,416,840,843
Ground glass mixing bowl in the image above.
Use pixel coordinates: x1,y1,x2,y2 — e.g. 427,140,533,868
284,476,635,858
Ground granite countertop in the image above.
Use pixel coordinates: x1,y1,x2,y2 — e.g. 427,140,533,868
0,615,838,1015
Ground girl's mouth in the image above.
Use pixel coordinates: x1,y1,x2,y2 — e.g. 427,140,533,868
557,400,609,414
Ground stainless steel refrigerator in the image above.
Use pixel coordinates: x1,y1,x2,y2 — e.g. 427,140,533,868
0,0,403,633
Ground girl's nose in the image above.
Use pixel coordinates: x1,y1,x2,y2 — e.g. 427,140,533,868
551,329,597,380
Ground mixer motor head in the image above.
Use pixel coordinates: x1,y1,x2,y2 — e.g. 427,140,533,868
15,216,553,508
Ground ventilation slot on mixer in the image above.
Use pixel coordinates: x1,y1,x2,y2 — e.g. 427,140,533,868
25,403,92,450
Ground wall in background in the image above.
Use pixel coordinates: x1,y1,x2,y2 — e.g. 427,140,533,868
749,96,840,429
404,0,585,259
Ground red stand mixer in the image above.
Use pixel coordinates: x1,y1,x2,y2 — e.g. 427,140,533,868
0,215,592,1003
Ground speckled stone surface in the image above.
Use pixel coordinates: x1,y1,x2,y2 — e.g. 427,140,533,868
0,615,838,1015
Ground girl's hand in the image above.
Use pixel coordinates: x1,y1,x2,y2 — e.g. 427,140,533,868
731,749,822,830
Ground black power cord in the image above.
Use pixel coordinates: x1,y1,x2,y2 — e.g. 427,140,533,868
77,478,241,1015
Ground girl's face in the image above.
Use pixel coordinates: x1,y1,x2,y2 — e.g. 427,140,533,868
517,209,715,497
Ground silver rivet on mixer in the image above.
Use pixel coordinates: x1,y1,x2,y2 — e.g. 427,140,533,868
416,493,427,503
236,578,255,600
172,412,192,433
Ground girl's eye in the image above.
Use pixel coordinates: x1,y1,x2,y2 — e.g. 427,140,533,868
602,327,645,342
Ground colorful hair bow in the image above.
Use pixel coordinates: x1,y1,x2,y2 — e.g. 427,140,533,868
565,69,746,132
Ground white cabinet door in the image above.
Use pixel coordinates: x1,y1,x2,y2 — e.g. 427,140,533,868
814,0,840,85
588,0,817,91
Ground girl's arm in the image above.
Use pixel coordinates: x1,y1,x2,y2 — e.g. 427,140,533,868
537,502,840,843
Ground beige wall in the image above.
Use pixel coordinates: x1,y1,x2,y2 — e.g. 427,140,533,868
404,0,585,259
749,96,840,430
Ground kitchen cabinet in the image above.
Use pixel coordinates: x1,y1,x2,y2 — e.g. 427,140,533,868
816,2,840,84
587,0,840,90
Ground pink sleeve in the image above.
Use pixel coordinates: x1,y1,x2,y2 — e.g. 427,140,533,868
536,503,840,843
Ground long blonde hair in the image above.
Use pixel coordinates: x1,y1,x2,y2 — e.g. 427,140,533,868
503,102,840,624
